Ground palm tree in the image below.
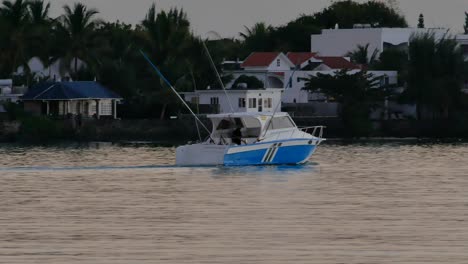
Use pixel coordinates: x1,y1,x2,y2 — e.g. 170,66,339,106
27,0,52,72
0,0,31,75
346,43,379,67
0,0,30,27
139,4,194,119
405,33,465,119
302,70,384,136
55,2,101,79
28,0,49,24
239,22,273,52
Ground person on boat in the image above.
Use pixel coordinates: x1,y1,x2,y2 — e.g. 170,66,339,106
232,126,242,145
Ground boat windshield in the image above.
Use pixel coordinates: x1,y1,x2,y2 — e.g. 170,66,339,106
269,116,295,130
211,117,262,139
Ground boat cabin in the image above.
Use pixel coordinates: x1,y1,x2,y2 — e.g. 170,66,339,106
207,112,297,145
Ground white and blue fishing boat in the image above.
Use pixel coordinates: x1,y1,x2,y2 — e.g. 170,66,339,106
140,50,325,166
176,112,325,166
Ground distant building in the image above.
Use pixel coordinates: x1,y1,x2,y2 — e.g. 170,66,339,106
311,27,450,58
0,79,25,102
224,52,361,89
22,81,122,119
282,70,416,119
182,88,283,114
224,52,294,89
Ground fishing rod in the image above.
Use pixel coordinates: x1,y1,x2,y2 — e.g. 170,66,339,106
258,98,282,141
139,50,212,137
202,41,235,113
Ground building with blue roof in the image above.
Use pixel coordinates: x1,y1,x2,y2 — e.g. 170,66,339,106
22,81,122,119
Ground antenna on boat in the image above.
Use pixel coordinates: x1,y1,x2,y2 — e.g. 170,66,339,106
140,50,212,137
202,41,235,113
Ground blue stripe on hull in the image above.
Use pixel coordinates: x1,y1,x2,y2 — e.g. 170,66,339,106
224,145,316,166
271,145,316,165
224,149,267,166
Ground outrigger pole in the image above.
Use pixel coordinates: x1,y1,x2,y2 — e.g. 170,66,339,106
140,50,212,136
202,41,235,113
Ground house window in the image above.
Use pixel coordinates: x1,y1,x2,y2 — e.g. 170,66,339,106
248,98,257,108
266,98,273,108
100,100,113,116
210,97,219,105
276,59,281,67
238,98,246,108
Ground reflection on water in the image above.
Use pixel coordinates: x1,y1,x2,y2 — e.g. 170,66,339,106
0,141,467,263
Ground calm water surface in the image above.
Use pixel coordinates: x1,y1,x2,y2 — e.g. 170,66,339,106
0,142,467,263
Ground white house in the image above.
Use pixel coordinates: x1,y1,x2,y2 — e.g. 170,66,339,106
283,70,398,104
225,52,294,89
311,27,450,58
182,88,283,114
224,52,362,89
0,79,24,102
282,70,415,118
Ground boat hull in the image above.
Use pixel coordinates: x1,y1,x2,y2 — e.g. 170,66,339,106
176,144,228,166
224,139,318,166
176,139,320,166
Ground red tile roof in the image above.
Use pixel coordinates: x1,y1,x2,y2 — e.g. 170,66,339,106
286,52,317,66
241,52,281,67
315,56,361,70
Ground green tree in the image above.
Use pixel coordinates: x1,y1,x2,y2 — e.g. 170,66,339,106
307,0,407,29
54,3,102,79
0,0,32,76
346,43,379,67
240,22,273,52
27,0,52,71
302,70,385,136
374,48,408,85
405,33,466,119
94,22,140,100
418,13,424,28
231,75,264,89
138,4,195,119
270,16,321,52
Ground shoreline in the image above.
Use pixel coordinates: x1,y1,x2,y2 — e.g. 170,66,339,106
1,137,467,147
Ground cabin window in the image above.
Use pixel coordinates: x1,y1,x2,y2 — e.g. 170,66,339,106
217,119,233,130
271,116,295,129
238,98,246,108
276,59,281,67
248,98,257,108
210,97,219,105
215,118,244,131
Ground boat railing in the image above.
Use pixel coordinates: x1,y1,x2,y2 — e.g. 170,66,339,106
268,126,326,141
299,126,326,139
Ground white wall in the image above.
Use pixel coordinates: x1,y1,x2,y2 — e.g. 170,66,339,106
312,28,384,58
311,28,450,58
183,89,283,114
